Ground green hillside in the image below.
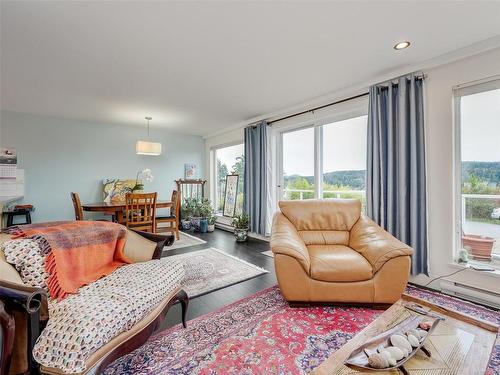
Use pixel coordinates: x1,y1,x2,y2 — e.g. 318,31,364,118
285,170,366,190
462,161,500,186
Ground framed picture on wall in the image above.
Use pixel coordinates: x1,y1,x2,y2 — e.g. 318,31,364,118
223,174,239,217
184,163,197,179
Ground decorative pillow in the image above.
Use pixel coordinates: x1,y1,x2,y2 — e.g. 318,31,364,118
2,237,50,292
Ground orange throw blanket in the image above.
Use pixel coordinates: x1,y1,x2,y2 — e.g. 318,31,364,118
9,221,131,299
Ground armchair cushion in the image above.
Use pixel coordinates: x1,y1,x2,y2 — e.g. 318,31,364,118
308,245,373,282
32,258,185,374
349,215,413,272
279,199,361,231
270,212,310,273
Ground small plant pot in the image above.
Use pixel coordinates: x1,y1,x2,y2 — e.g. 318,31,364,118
181,219,192,231
462,234,495,260
199,218,208,233
191,217,202,232
207,224,215,232
234,228,249,242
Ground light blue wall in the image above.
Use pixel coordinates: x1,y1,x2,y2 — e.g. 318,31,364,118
0,111,205,223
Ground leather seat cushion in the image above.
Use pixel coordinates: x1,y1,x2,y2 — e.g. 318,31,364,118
308,245,373,282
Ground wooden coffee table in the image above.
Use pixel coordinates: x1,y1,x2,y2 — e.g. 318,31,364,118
312,294,498,374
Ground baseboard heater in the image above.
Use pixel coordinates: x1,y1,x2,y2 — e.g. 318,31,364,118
440,280,500,309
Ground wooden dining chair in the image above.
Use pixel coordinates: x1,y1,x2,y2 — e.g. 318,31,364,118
124,192,157,233
70,192,84,221
156,190,180,240
71,192,113,222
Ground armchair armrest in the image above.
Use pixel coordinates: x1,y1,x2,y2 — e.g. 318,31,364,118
270,212,310,274
349,215,413,273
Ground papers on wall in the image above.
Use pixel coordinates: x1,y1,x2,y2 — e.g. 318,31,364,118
0,169,24,197
0,148,17,179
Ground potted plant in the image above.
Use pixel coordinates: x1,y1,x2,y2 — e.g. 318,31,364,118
200,198,214,233
199,198,214,233
180,198,193,231
207,214,217,232
231,212,249,242
189,198,202,232
462,234,495,260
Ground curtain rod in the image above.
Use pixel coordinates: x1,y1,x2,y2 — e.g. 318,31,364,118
267,73,425,126
268,92,369,125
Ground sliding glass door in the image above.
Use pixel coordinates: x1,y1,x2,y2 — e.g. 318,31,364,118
281,126,315,200
322,115,367,209
279,113,367,206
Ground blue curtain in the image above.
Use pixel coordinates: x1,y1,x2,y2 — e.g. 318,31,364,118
244,121,268,235
366,74,428,275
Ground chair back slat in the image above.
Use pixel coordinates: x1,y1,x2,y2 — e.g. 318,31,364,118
125,192,157,232
171,190,180,217
70,192,84,221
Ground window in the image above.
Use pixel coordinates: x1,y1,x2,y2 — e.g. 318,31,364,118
279,112,367,207
282,127,315,200
322,115,367,210
214,143,245,215
454,78,500,268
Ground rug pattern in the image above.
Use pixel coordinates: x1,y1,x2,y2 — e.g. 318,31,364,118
104,287,380,375
104,285,500,375
168,248,268,299
162,232,207,251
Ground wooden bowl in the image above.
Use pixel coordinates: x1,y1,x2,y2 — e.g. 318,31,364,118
344,315,441,374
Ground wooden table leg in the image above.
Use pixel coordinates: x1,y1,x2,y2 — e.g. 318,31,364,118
115,210,124,224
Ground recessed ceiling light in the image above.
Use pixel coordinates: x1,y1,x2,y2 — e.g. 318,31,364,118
394,41,411,50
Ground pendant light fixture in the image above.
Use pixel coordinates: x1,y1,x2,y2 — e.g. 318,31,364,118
136,116,162,156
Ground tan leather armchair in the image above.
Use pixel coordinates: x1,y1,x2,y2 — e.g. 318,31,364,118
271,199,413,304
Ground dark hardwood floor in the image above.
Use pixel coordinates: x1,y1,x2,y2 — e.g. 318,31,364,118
159,228,276,330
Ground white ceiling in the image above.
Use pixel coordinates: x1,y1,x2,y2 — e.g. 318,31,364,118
1,1,500,136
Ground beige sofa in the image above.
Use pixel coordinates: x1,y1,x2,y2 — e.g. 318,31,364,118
271,199,413,305
0,229,187,375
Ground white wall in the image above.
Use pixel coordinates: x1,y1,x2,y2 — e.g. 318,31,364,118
204,47,500,294
412,48,500,293
0,111,205,223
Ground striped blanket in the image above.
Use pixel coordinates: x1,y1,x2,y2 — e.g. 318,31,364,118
8,221,131,299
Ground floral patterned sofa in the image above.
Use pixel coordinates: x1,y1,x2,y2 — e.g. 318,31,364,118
0,228,188,375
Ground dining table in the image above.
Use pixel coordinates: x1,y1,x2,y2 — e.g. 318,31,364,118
82,200,172,224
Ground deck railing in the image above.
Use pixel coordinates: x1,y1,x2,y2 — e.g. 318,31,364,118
283,188,365,200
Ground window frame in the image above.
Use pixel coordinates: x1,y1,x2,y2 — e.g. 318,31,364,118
276,97,369,201
210,141,245,218
452,76,500,263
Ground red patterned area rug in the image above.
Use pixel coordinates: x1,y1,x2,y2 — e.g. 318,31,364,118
104,285,500,375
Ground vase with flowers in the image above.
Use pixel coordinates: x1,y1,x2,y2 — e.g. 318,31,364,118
131,168,154,192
